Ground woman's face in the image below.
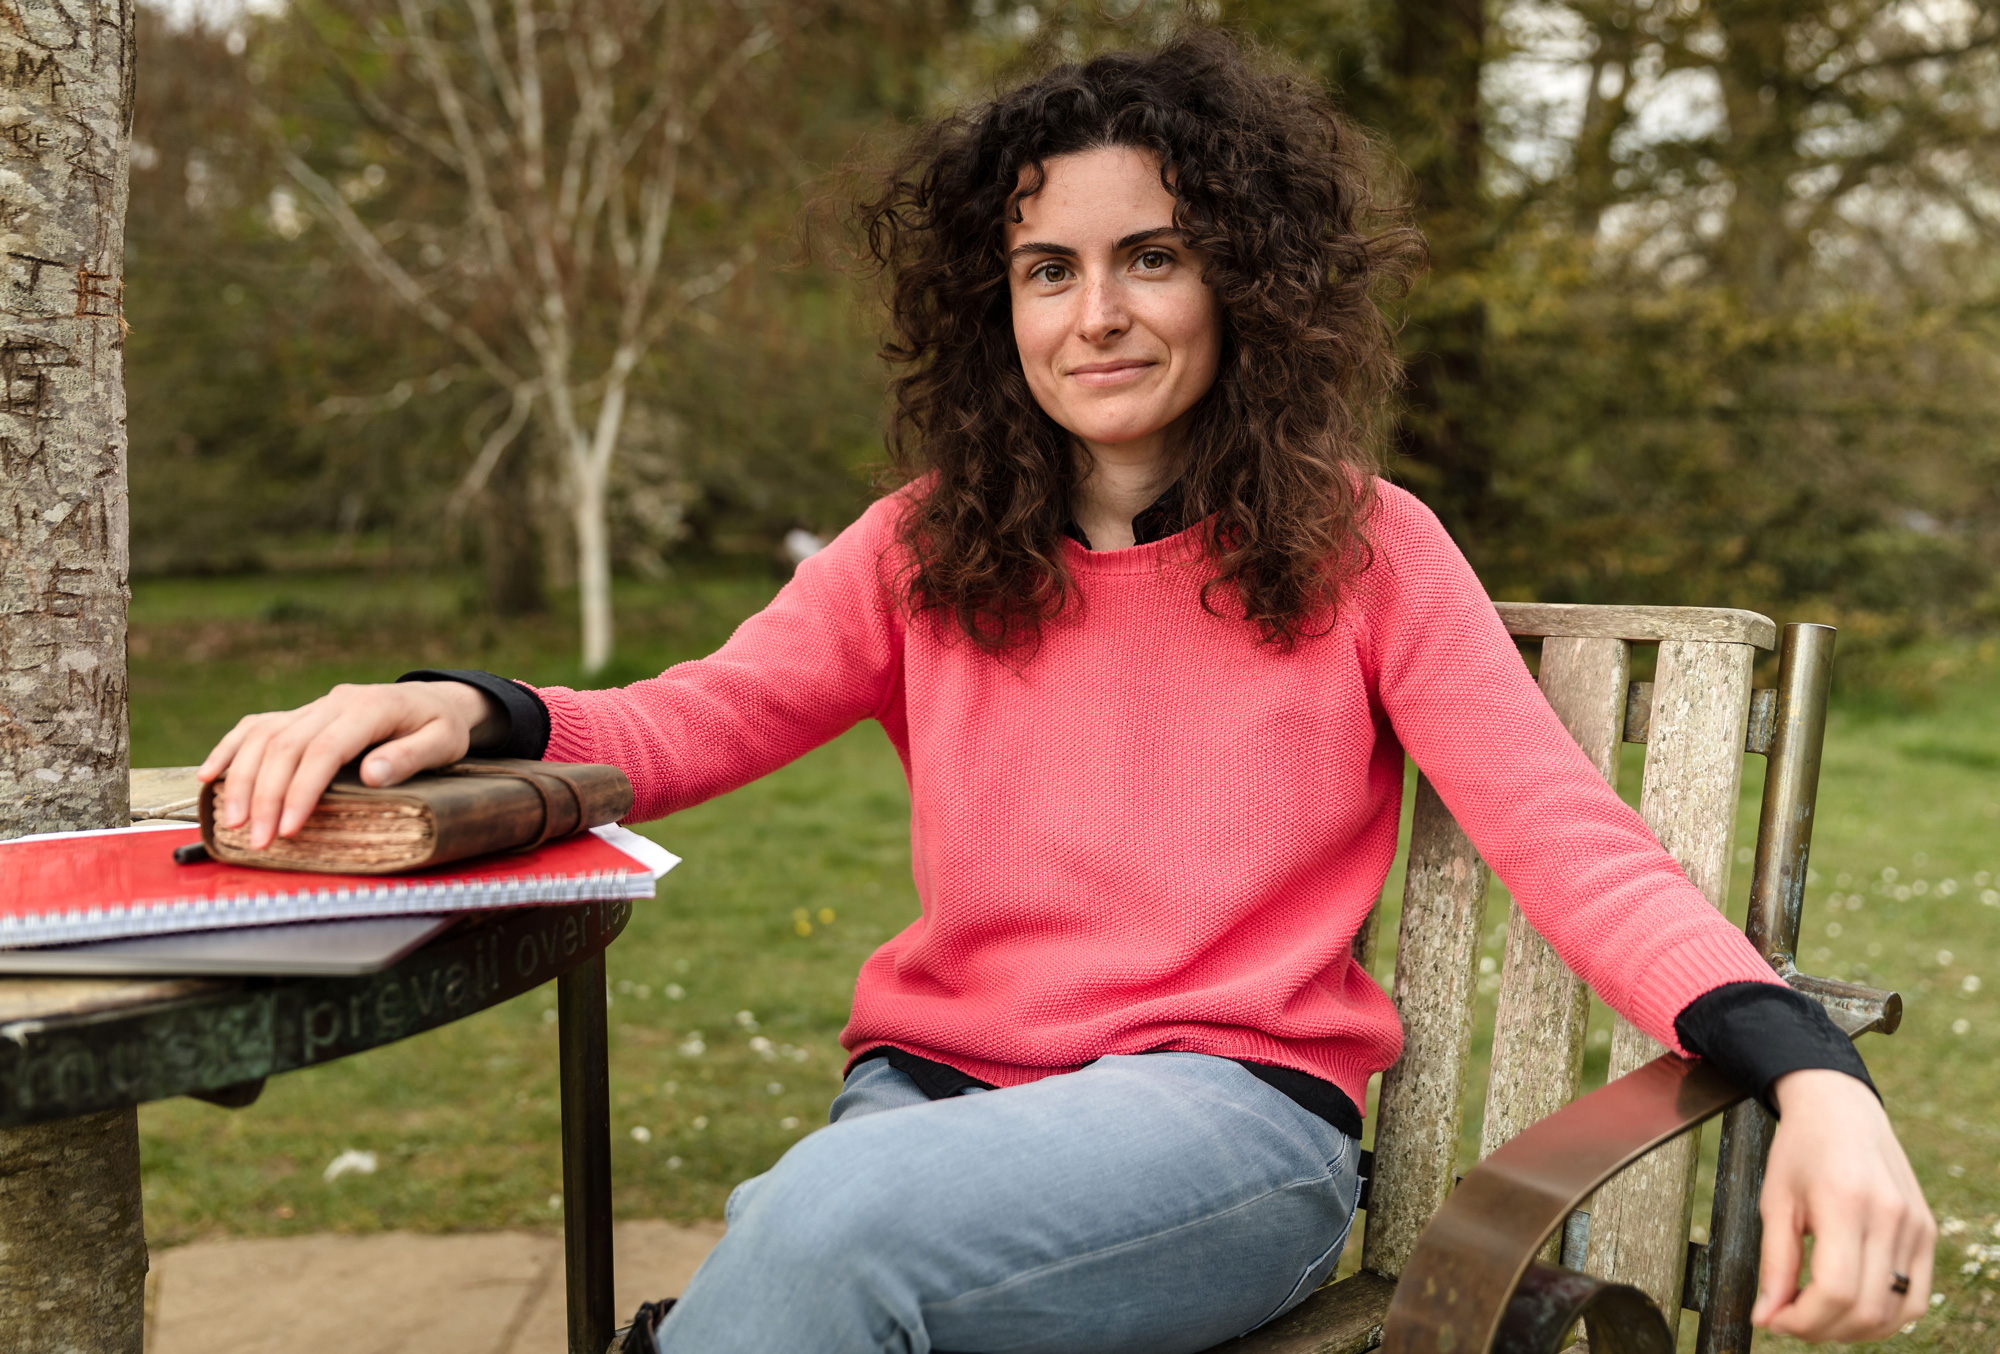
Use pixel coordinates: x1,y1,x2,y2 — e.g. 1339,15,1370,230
1005,146,1221,462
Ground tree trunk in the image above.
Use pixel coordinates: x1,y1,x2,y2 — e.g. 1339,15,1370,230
574,452,613,675
1572,12,1636,240
0,0,146,1347
1386,0,1494,545
0,1111,148,1352
572,371,634,675
0,0,135,837
1710,0,1807,303
479,439,546,618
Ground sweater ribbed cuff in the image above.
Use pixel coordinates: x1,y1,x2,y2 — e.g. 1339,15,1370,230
397,669,551,760
1617,923,1789,1057
1674,981,1878,1115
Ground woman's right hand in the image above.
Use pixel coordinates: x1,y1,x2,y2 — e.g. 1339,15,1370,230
196,681,506,850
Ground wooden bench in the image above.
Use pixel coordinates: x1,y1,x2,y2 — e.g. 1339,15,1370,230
1209,604,1901,1354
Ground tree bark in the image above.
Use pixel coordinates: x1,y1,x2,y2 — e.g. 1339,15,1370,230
0,0,135,838
0,1111,147,1353
574,448,613,674
0,0,145,1348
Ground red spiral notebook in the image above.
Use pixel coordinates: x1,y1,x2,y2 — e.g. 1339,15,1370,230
0,821,676,949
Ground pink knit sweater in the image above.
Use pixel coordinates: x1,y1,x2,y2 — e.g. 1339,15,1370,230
537,481,1781,1111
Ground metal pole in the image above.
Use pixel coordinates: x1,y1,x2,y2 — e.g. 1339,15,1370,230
1695,622,1836,1354
1743,622,1837,969
558,954,617,1354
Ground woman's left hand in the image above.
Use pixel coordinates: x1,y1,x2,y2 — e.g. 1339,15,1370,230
1754,1068,1935,1341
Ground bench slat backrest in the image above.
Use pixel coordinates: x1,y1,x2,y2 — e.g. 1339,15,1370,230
1359,605,1772,1340
1478,637,1622,1220
1584,636,1756,1335
1361,776,1488,1279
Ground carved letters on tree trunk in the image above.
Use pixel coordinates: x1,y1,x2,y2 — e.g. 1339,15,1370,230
0,2,143,1350
0,0,134,839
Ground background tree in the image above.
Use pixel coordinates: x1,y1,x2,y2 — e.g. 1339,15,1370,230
1467,0,2000,645
125,0,939,661
270,0,829,673
1225,0,2000,649
1557,0,2000,301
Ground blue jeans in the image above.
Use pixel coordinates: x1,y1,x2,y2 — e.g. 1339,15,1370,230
654,1051,1362,1353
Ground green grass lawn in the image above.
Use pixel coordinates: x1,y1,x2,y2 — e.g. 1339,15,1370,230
127,570,2000,1351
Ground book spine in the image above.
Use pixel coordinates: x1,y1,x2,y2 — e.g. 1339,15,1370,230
0,871,657,948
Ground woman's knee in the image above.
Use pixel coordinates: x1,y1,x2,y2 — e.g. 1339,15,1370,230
666,1132,940,1350
725,1125,923,1266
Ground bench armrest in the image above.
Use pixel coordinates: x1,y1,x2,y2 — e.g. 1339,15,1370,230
1378,1055,1741,1354
1378,969,1902,1354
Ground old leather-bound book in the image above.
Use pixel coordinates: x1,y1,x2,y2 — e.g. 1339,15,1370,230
200,759,634,874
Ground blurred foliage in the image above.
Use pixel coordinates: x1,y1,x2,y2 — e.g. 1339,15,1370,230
1229,0,2000,649
1464,263,2000,648
125,0,2000,654
125,9,474,577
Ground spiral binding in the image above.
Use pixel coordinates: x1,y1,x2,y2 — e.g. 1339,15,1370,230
0,868,656,949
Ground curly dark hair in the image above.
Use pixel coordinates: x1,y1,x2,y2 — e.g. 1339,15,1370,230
857,28,1425,652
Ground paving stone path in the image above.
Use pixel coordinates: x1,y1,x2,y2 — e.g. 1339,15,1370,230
143,1220,725,1353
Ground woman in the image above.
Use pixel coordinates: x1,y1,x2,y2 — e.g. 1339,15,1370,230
202,33,1932,1354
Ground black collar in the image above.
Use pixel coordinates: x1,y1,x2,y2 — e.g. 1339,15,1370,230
1062,480,1190,551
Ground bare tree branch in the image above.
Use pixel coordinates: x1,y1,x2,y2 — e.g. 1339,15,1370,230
462,0,526,125
272,126,522,389
396,0,534,322
296,8,467,173
315,365,473,418
1810,26,2000,91
448,380,542,515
